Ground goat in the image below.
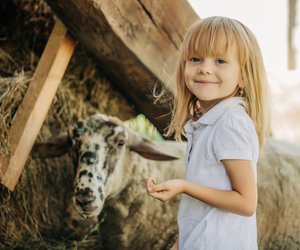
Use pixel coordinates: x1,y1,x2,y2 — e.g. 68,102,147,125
33,114,186,249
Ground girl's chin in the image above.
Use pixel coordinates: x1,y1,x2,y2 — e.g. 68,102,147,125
197,93,236,102
198,96,222,101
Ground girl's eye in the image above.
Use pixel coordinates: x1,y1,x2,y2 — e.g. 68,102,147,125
190,57,202,63
216,59,226,64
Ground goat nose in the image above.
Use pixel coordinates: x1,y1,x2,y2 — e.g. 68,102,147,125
75,188,96,212
76,187,93,197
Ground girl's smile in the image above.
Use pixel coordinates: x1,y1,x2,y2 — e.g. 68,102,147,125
194,79,219,84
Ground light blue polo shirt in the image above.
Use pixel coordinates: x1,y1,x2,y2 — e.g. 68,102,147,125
178,97,259,250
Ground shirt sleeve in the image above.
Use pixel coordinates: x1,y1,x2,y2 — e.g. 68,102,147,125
213,111,257,162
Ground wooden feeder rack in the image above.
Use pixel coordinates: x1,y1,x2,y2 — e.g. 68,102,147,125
0,19,76,191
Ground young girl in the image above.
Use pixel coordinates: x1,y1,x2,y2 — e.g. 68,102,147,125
147,16,270,250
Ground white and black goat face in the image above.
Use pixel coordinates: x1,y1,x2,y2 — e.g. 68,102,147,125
70,115,129,217
32,114,178,218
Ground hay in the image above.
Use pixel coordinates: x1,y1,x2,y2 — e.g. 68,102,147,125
62,48,136,121
0,70,32,155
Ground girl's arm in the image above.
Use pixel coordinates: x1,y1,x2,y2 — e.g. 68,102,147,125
147,159,257,217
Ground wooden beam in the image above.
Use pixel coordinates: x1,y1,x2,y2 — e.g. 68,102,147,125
45,0,199,132
0,19,76,191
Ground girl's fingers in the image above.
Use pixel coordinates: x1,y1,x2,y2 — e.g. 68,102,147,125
148,189,165,200
147,177,158,191
147,180,169,201
150,182,166,193
147,177,156,187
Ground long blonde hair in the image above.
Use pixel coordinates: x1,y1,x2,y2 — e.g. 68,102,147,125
166,16,270,147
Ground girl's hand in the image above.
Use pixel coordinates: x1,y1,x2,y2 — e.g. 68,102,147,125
146,177,185,202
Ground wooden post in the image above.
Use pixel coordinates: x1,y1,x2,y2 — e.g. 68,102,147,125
0,19,76,191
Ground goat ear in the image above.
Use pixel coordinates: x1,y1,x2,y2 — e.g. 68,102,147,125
31,132,72,158
127,130,179,161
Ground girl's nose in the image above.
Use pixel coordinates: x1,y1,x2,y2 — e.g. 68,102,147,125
198,61,212,75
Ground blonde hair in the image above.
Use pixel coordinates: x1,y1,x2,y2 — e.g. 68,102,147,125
166,16,270,147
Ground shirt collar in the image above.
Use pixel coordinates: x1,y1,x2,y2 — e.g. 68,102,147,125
184,97,245,133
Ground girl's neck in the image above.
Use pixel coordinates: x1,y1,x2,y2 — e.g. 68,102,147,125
198,97,226,115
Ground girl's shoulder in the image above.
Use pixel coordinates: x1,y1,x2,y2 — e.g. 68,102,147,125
213,106,259,161
221,103,254,126
216,106,257,138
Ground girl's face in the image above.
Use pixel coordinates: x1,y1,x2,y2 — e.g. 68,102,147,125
184,44,242,101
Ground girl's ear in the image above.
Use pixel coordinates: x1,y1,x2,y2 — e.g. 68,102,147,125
239,74,245,88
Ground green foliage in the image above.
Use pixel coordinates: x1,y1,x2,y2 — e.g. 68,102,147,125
125,114,164,141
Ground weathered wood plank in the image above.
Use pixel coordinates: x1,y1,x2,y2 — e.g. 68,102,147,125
0,20,76,190
45,0,199,132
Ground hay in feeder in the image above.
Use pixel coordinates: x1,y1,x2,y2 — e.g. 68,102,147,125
0,70,32,155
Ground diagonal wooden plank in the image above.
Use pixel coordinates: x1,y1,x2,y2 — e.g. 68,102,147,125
0,19,76,191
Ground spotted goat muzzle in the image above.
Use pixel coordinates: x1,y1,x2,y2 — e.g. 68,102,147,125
72,186,104,218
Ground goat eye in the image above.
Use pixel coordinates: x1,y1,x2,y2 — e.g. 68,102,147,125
117,140,125,147
73,126,87,137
